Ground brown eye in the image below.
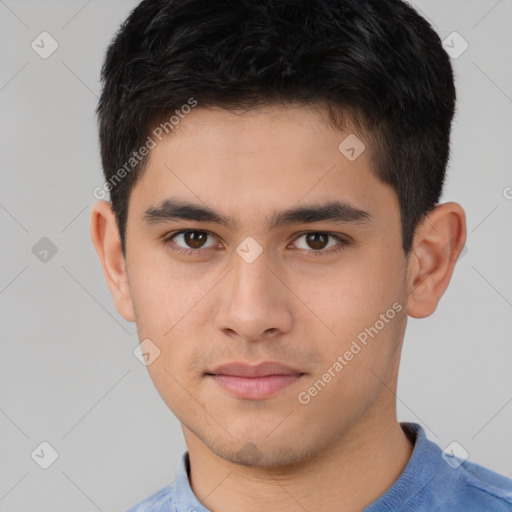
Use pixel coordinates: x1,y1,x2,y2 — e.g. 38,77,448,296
183,231,208,249
305,233,329,250
292,232,349,255
167,230,217,252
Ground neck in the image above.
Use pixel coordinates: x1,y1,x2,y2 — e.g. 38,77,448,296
183,407,414,512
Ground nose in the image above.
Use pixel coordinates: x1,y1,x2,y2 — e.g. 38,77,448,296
214,246,293,343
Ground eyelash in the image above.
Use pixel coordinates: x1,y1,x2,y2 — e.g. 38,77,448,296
163,230,351,257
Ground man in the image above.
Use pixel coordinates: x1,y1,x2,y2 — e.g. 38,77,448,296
90,0,512,510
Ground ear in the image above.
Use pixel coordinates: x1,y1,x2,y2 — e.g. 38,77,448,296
90,200,135,322
405,202,467,318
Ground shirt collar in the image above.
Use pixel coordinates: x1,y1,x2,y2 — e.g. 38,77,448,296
173,449,212,512
363,422,446,511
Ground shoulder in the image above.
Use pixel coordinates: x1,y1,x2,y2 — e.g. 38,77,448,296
125,485,175,512
453,458,512,510
417,437,512,511
387,423,512,512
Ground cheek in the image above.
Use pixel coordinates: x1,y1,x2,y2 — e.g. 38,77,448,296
128,259,204,336
297,308,404,418
144,337,206,422
290,258,397,329
145,360,192,423
292,258,404,370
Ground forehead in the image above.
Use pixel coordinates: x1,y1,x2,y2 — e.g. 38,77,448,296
129,105,398,229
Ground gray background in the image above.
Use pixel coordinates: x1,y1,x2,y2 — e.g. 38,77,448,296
1,0,511,510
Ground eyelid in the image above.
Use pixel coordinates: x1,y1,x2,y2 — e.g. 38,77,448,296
165,229,220,251
163,229,351,255
291,231,349,249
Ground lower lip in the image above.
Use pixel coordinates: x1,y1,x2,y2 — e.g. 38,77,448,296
208,374,303,399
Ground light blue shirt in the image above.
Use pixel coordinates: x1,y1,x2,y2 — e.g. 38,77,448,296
126,422,512,511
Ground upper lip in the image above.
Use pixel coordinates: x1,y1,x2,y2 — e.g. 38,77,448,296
206,361,304,377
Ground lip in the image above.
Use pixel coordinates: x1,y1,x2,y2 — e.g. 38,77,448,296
205,361,305,400
207,361,304,377
207,374,304,399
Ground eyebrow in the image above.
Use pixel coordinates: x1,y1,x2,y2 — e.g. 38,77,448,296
142,198,372,230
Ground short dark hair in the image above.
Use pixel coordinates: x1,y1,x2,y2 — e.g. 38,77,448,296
96,0,456,256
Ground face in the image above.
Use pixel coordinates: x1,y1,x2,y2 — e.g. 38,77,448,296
123,104,409,466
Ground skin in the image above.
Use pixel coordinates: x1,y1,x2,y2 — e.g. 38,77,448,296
90,104,466,512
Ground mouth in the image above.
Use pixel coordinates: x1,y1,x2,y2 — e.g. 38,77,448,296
205,361,305,400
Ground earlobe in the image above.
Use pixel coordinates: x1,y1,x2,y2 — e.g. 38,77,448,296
90,200,135,322
405,202,467,319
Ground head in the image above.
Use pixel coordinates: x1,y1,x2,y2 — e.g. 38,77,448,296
91,0,466,467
